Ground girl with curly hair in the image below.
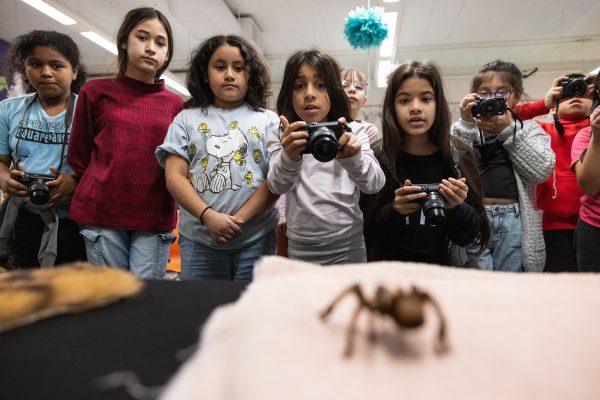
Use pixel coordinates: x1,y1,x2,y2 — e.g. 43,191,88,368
0,30,87,268
156,35,279,280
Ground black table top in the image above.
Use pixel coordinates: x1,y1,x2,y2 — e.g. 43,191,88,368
0,279,248,400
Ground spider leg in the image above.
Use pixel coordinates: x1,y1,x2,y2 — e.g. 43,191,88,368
319,283,360,321
421,292,449,354
343,301,365,357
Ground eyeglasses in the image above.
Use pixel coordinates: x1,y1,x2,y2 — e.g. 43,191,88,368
341,80,368,90
477,90,513,100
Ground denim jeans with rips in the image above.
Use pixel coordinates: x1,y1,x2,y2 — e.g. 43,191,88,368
465,203,523,272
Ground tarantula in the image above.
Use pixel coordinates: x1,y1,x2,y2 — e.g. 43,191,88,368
319,284,448,357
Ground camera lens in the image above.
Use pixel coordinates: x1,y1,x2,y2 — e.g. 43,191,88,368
479,98,499,117
568,79,587,97
28,179,50,205
422,193,446,226
309,127,338,162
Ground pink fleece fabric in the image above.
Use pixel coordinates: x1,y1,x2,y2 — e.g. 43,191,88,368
162,256,600,400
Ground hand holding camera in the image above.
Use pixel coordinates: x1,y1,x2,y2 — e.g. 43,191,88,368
393,178,467,226
12,172,54,205
393,179,426,216
297,118,354,162
470,95,513,135
460,93,511,132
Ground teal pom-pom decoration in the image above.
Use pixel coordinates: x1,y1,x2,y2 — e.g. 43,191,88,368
344,6,389,50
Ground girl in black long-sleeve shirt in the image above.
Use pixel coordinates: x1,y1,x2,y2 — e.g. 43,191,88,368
363,61,489,265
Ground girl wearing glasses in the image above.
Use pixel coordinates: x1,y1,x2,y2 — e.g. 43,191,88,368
452,60,555,272
341,68,382,153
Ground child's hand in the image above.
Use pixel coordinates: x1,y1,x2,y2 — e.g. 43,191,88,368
46,166,77,204
439,177,468,209
392,179,427,216
203,209,244,244
1,168,27,197
458,93,479,122
584,73,597,99
476,111,514,135
544,75,567,109
280,115,308,161
336,117,361,159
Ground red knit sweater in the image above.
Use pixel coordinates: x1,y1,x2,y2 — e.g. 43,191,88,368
536,118,590,230
67,75,183,231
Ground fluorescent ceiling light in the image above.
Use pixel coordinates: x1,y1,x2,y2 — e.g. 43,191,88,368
379,12,398,58
383,0,400,3
21,0,76,25
161,74,190,97
80,31,118,55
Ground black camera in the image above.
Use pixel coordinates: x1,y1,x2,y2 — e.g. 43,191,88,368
560,77,588,98
471,96,507,118
15,173,54,205
415,183,446,226
298,122,352,162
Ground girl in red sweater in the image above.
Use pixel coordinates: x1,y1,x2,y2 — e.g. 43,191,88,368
536,73,593,272
67,8,183,278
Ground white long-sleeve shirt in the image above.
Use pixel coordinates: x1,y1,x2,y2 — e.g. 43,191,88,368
267,121,385,244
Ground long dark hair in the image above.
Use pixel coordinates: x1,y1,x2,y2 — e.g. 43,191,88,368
116,7,174,80
372,60,489,256
382,60,452,176
6,30,87,94
276,49,351,122
185,35,270,111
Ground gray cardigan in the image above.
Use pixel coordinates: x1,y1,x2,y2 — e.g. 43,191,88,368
451,119,555,272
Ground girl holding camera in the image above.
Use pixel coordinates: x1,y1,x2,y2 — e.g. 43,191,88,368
267,50,384,265
571,73,600,271
67,8,183,278
452,60,555,272
156,35,279,281
0,30,87,268
362,60,488,265
535,73,593,272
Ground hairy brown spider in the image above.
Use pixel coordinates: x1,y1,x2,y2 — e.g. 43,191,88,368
320,284,448,357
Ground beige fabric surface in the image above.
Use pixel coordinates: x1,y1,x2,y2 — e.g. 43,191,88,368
162,256,600,400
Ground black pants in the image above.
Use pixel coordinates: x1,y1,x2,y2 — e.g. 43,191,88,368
575,218,600,272
13,208,87,268
543,230,578,272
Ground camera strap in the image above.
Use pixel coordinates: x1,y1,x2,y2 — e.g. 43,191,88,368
15,92,76,174
553,99,565,136
475,107,523,146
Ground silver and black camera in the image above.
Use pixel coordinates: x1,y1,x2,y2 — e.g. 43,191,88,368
298,122,352,162
560,77,588,98
15,173,53,205
471,96,507,118
415,183,446,226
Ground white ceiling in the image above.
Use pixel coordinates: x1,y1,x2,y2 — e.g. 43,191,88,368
1,0,600,103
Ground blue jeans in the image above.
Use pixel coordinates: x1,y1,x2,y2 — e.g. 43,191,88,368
465,203,523,272
179,230,276,281
79,226,175,279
